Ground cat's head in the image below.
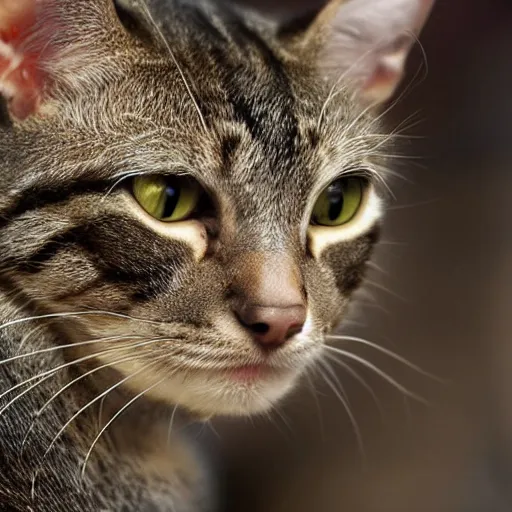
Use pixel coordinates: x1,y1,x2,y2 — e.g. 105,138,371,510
0,0,433,416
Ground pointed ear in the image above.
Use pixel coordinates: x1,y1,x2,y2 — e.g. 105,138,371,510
0,0,132,122
1,0,43,120
281,0,435,104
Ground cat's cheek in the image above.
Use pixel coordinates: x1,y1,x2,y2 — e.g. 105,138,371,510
302,262,345,336
304,189,382,331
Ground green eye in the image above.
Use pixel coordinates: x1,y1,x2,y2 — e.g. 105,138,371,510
311,177,365,227
132,175,200,222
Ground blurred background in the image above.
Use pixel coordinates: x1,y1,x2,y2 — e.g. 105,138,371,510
210,1,512,511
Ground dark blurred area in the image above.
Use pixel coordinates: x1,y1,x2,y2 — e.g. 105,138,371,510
211,1,512,511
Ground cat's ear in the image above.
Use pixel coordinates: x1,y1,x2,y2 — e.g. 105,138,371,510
0,0,129,122
280,0,435,104
0,0,49,119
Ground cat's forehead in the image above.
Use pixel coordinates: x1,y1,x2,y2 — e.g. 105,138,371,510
27,0,380,207
112,2,375,185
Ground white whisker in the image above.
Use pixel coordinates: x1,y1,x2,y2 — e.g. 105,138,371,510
0,338,163,417
21,354,143,452
16,325,45,355
323,345,428,404
326,334,443,381
303,368,325,439
0,334,145,367
80,376,165,481
316,358,366,463
138,1,208,133
323,353,384,419
0,310,158,333
167,403,179,448
318,356,349,403
32,363,156,500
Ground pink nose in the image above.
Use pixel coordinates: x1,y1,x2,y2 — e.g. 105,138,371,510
229,252,307,350
235,304,306,349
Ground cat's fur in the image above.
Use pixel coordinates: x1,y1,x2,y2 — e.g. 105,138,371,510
0,0,433,510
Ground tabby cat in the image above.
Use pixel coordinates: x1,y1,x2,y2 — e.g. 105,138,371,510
0,0,433,510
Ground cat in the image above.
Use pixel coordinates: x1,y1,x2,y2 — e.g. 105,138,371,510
0,0,434,510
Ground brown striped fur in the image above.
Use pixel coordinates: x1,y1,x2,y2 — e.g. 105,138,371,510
0,0,433,510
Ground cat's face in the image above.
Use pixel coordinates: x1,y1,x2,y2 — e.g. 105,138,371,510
0,0,433,416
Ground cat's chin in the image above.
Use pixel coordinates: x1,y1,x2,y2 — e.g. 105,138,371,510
123,365,301,417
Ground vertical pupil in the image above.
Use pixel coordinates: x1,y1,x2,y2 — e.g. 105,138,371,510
327,182,344,221
162,182,181,218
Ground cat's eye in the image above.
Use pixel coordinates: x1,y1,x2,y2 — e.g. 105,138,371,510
311,177,365,227
132,175,201,222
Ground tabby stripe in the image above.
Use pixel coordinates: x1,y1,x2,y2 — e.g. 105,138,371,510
0,179,114,229
326,225,382,295
221,20,299,147
17,226,87,274
16,220,157,296
220,134,242,173
17,215,191,300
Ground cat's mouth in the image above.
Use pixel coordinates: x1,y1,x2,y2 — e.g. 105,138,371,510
204,354,304,387
78,314,320,417
104,340,318,417
219,361,300,387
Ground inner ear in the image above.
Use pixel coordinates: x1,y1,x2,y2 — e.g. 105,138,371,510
276,0,435,105
0,0,142,122
0,0,59,121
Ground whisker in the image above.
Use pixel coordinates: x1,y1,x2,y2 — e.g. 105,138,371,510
80,376,165,481
0,338,161,417
317,39,386,131
316,358,366,463
354,298,390,315
100,171,140,203
0,310,158,332
137,1,208,133
366,261,388,275
31,362,156,500
377,239,408,247
269,404,294,436
261,404,291,442
16,325,45,355
167,403,179,448
323,353,384,419
97,395,106,433
206,420,221,441
326,335,443,381
386,198,441,211
193,422,209,442
21,354,143,452
0,334,145,367
318,356,349,403
303,368,325,440
323,345,428,404
367,51,428,136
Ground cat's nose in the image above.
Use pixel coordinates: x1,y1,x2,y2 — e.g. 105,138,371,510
230,252,306,349
235,304,306,348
